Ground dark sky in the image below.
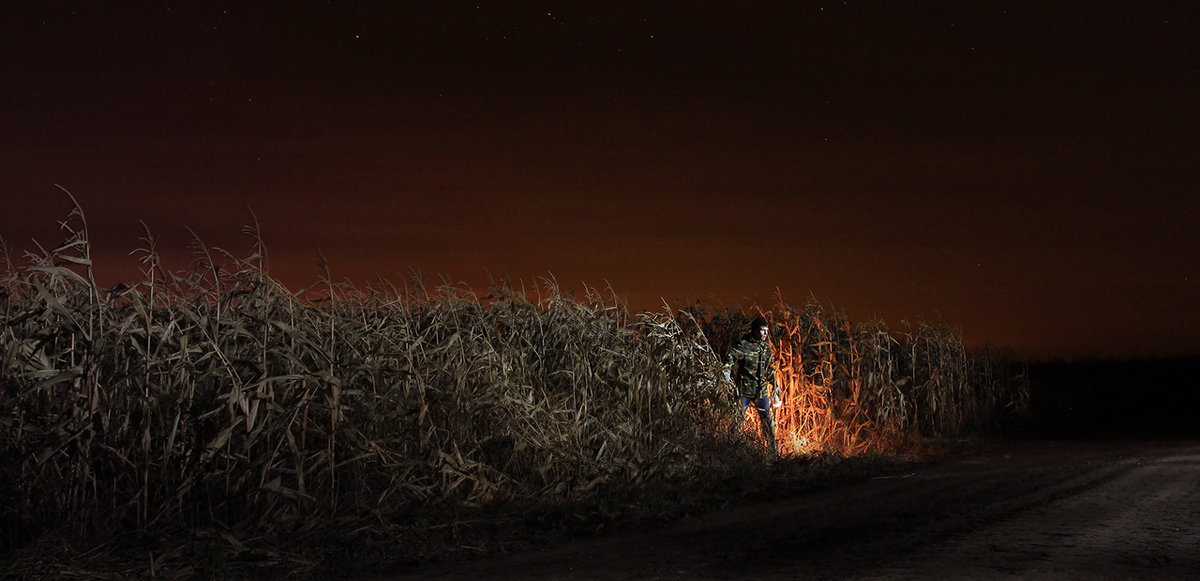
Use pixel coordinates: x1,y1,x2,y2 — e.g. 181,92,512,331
3,1,1198,358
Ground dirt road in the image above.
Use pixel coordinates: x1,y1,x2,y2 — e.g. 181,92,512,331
384,440,1200,580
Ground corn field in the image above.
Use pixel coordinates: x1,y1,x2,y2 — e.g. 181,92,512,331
0,200,1029,561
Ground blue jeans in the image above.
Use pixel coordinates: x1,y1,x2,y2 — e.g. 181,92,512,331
738,396,776,445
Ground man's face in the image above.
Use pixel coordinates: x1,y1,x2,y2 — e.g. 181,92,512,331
757,325,769,341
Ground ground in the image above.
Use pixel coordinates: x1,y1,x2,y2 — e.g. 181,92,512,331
378,440,1200,580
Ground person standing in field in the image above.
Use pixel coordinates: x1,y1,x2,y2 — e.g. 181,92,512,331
723,315,780,452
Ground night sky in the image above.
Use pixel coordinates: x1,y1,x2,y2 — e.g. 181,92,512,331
3,2,1198,359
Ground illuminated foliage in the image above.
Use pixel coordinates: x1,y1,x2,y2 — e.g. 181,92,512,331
0,200,1028,557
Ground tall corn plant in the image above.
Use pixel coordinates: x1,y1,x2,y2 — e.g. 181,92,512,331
1,205,746,546
768,300,875,455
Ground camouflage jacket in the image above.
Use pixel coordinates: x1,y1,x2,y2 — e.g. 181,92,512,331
723,336,777,398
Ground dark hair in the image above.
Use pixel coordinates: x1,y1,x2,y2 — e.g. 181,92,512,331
751,315,769,331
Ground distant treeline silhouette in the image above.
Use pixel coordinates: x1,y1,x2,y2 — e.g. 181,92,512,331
1027,356,1200,438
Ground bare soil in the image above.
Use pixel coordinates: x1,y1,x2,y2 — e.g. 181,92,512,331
380,440,1200,580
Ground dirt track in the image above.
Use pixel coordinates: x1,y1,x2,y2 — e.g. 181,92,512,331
384,440,1200,580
